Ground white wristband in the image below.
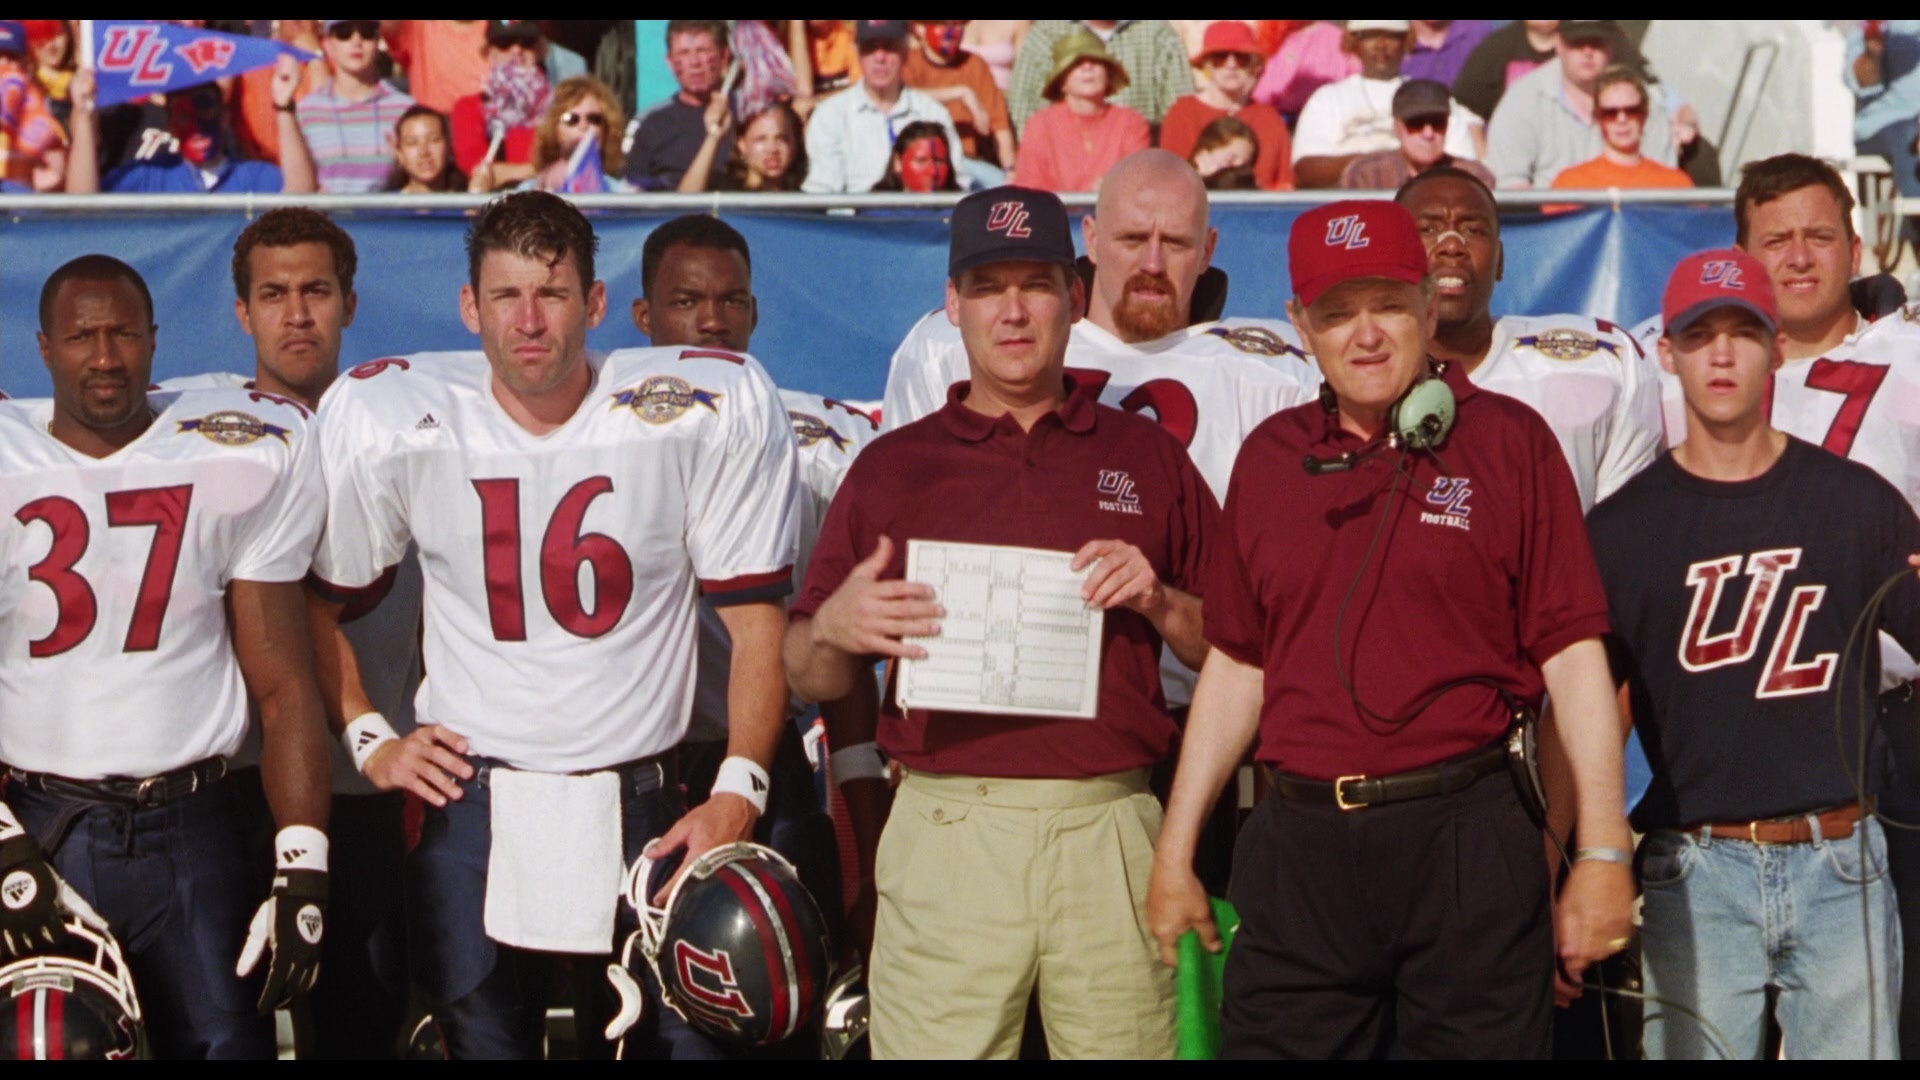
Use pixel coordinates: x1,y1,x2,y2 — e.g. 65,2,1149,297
829,742,889,786
0,801,22,842
342,711,400,775
274,825,329,873
712,756,770,815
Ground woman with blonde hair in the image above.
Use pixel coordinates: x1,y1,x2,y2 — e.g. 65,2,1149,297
526,75,633,192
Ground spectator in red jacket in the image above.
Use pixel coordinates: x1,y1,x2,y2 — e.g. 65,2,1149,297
450,21,549,191
1158,21,1293,190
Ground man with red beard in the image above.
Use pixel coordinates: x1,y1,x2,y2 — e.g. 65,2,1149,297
881,148,1318,890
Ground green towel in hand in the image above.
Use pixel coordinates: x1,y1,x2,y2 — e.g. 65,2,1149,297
1174,897,1240,1060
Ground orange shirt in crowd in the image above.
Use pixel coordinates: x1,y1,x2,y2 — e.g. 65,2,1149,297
385,20,491,115
234,61,321,165
1014,102,1151,193
902,48,1011,163
810,22,858,95
1551,156,1694,192
1157,96,1295,191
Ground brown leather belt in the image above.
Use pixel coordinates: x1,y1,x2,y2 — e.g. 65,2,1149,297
1689,803,1862,845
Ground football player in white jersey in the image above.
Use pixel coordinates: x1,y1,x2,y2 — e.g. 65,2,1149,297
881,151,1318,892
1395,166,1663,512
628,213,878,1052
221,208,421,1060
305,193,800,1059
1633,154,1920,1055
0,256,331,1059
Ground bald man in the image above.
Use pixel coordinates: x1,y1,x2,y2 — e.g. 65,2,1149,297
883,150,1318,722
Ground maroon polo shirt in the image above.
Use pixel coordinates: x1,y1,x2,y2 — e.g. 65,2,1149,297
1204,359,1610,780
793,375,1218,779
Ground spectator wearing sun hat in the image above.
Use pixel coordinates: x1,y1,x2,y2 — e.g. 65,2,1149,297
1012,27,1150,193
1158,21,1293,190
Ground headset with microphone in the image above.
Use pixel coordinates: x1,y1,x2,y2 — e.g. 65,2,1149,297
1302,369,1458,476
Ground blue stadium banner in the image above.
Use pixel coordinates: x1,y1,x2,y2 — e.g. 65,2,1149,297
84,21,316,108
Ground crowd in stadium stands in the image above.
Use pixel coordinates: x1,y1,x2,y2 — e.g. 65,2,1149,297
0,19,1912,199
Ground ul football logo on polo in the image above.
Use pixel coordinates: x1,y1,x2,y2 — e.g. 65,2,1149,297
1325,214,1370,250
1700,259,1744,290
1420,477,1472,531
1097,469,1143,516
985,201,1032,239
297,904,324,945
1,870,36,910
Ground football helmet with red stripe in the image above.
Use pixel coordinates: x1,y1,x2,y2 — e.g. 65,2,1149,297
610,841,832,1047
0,915,142,1060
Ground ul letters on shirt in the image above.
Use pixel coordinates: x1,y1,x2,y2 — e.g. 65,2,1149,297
1678,548,1836,699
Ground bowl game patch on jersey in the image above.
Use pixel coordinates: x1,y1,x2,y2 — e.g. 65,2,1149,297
788,410,852,451
612,376,723,425
1513,327,1619,362
176,410,290,446
1204,325,1309,362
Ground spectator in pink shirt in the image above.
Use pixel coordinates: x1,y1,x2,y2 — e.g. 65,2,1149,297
1251,20,1357,118
1014,27,1150,193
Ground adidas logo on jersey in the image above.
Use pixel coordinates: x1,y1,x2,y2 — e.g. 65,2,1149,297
416,413,440,430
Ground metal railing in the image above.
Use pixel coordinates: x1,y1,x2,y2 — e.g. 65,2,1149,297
0,187,1737,217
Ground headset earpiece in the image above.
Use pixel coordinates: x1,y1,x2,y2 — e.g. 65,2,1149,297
1388,377,1456,451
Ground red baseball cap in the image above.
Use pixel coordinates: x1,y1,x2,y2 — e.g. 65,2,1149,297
1288,200,1430,308
1662,248,1777,336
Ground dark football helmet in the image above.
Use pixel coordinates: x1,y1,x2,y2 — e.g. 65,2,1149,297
613,841,832,1047
0,915,142,1060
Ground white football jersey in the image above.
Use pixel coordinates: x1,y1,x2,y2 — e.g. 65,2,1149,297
1468,314,1664,512
688,390,881,742
0,389,323,779
881,312,1320,705
1641,308,1920,683
310,349,799,773
160,369,424,794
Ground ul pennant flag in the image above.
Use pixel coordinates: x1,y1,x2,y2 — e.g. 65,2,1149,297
83,22,316,108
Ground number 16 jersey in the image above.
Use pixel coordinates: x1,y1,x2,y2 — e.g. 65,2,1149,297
0,389,323,780
309,349,799,774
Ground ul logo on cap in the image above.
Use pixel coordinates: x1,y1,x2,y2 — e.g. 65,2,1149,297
986,201,1032,239
1700,259,1744,290
1325,214,1370,250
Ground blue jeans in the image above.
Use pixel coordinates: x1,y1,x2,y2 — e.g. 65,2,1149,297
1639,818,1901,1059
7,779,277,1059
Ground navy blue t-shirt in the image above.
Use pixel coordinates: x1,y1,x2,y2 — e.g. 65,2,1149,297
1590,436,1920,830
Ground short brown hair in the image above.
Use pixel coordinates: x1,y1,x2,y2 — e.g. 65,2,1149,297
465,190,599,291
533,76,627,176
1734,153,1856,247
1592,65,1648,111
232,207,358,299
666,20,728,52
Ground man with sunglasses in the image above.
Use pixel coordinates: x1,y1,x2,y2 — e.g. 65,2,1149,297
1159,21,1293,191
1550,67,1693,193
1292,20,1482,190
1341,79,1493,190
1485,20,1678,190
297,20,415,194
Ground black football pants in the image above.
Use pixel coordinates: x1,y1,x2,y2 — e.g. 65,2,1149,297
1221,768,1553,1059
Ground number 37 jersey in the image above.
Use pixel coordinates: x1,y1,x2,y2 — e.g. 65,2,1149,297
309,349,799,773
0,389,323,779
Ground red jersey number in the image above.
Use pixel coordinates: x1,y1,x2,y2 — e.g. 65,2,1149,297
1803,359,1889,458
472,477,634,641
15,485,195,658
1069,370,1200,447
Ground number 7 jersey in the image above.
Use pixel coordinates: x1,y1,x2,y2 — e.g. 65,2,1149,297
309,349,799,773
0,389,323,780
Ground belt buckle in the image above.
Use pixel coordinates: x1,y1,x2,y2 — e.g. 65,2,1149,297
1334,774,1367,811
135,775,164,809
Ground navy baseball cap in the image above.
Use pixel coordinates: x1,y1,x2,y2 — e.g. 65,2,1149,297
948,186,1076,278
0,22,26,56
